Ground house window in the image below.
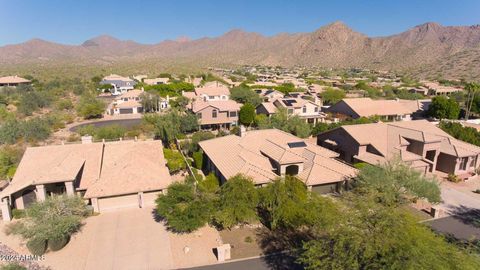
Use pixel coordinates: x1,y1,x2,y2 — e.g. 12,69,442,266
302,106,307,113
459,157,468,171
314,107,318,112
196,113,202,119
230,111,237,117
209,96,215,99
212,110,217,118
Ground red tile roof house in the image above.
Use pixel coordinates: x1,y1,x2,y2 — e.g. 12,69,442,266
183,82,230,102
191,100,241,130
325,98,413,121
0,139,173,221
256,98,326,124
317,120,480,179
199,129,357,194
0,75,31,87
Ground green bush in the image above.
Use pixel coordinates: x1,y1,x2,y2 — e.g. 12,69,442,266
192,151,203,169
26,237,47,256
163,148,186,174
12,209,25,219
48,234,70,251
0,263,27,270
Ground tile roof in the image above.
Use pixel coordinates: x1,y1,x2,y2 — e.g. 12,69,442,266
339,98,412,117
336,120,480,162
191,100,241,112
199,129,356,186
0,76,31,84
195,82,230,96
0,140,172,199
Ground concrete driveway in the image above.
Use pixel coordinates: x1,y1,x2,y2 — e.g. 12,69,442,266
1,207,221,270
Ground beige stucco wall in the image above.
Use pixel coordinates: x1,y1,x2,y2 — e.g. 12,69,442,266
97,194,139,212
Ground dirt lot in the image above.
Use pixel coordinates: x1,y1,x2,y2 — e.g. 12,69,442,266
219,226,263,259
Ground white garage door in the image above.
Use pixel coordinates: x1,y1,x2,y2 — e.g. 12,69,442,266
98,194,139,212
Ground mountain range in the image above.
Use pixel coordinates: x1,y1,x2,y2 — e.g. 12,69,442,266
1,21,480,79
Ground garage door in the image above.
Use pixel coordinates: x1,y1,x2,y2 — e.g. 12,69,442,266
119,108,133,114
98,194,139,212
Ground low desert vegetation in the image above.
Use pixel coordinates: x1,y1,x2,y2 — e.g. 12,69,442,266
6,195,91,255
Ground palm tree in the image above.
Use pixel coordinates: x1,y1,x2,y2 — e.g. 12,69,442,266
464,82,480,120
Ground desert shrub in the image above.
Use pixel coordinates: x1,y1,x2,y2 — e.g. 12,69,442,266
26,237,47,256
447,173,461,183
12,209,25,219
163,148,186,174
192,151,203,169
198,173,219,194
76,95,105,119
48,234,70,251
7,195,89,252
0,263,27,270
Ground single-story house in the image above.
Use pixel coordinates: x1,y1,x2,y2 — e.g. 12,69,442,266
199,129,357,194
317,120,480,178
0,76,31,87
144,77,170,85
0,139,173,221
183,82,230,102
325,98,413,121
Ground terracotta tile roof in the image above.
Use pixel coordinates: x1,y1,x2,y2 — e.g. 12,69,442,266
195,82,230,96
84,140,172,198
191,100,241,112
119,89,143,99
116,100,142,109
336,120,480,162
199,129,356,186
0,76,31,84
0,140,172,199
103,74,133,82
339,98,412,117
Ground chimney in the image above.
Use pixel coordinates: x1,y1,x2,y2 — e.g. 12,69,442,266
239,125,247,137
81,135,93,144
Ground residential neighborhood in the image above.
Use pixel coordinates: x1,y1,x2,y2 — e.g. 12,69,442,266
1,1,480,269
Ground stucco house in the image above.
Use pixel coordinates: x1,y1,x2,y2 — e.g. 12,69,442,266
144,77,170,85
0,139,173,221
199,129,357,193
183,81,230,102
257,97,325,124
317,120,480,178
254,89,284,102
106,89,168,115
325,98,413,121
0,76,31,87
191,100,241,130
100,74,137,95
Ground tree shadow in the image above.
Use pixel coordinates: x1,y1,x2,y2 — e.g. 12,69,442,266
151,208,165,223
447,205,480,228
255,227,310,270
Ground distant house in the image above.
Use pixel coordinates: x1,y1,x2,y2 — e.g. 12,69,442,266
317,120,480,179
423,81,463,96
258,97,325,124
106,89,168,115
199,129,357,193
191,100,241,130
325,98,413,121
0,76,31,87
254,89,284,102
100,74,136,95
182,81,230,102
0,140,173,221
144,77,170,85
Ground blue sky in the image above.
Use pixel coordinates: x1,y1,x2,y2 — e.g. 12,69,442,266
1,0,479,46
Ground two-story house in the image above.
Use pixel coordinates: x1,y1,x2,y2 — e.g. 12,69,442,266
256,97,325,124
317,120,480,179
183,81,230,102
106,89,168,115
191,100,241,130
100,74,137,95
